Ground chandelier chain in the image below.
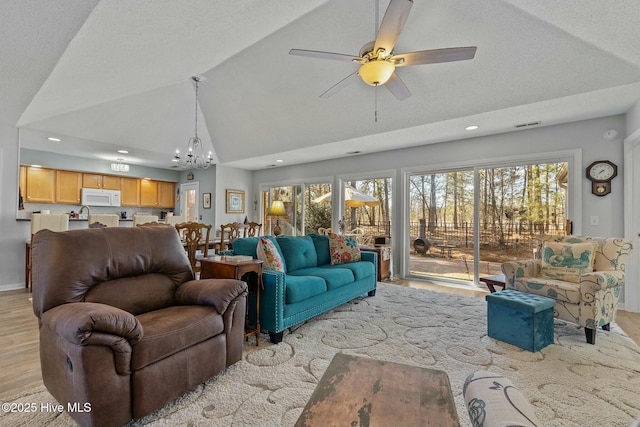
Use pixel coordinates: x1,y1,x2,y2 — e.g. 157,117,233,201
172,76,213,169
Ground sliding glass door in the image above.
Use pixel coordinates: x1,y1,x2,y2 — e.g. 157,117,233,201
407,161,568,284
262,182,332,236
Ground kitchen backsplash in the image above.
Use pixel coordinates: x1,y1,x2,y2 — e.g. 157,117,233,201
16,203,172,220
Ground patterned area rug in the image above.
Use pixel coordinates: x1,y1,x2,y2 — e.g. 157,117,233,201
3,283,640,426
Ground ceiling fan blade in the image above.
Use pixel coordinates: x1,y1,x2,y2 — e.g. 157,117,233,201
385,72,411,101
289,49,361,62
320,71,360,98
392,46,477,67
373,0,413,56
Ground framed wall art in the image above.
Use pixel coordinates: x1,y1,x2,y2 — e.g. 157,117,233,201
203,193,211,209
226,189,245,213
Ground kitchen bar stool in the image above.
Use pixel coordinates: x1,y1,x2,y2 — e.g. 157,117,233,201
25,213,69,289
88,214,120,227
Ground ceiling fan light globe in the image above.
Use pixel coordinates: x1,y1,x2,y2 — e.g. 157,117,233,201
359,60,395,86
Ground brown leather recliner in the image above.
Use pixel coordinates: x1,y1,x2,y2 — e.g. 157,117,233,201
31,225,247,427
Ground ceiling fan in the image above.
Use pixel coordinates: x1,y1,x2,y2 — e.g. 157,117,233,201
289,0,477,101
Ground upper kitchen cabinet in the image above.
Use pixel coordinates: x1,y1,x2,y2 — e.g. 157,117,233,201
55,170,82,204
158,181,175,208
82,173,121,190
22,166,55,203
120,177,141,207
140,179,175,208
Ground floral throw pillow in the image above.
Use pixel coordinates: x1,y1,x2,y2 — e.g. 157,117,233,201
257,237,285,272
539,241,598,283
328,233,361,265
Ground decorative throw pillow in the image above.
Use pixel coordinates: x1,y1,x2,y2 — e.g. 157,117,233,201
257,237,285,272
328,233,361,265
539,241,598,283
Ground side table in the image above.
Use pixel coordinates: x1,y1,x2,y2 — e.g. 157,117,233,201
359,245,391,281
479,274,506,293
200,258,263,346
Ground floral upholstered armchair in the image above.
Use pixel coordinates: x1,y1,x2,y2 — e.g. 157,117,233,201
501,235,632,344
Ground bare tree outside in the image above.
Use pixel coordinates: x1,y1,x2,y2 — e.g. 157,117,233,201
409,162,568,281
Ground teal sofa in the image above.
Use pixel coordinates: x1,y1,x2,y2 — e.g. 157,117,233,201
226,234,377,343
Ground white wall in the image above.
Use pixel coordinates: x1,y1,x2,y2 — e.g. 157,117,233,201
0,124,31,290
627,99,640,136
215,165,254,229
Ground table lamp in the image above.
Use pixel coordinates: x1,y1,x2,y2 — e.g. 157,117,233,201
269,200,286,236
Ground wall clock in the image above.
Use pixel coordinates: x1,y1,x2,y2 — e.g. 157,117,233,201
586,160,617,196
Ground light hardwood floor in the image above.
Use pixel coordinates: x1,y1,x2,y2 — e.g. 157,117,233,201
1,282,639,400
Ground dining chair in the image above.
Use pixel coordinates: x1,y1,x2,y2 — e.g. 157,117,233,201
175,222,212,275
244,221,262,237
26,213,69,289
88,214,120,227
218,222,243,253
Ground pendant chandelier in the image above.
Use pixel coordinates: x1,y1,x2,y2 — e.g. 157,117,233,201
172,76,213,169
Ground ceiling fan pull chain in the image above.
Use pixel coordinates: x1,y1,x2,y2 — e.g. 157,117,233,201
375,86,378,123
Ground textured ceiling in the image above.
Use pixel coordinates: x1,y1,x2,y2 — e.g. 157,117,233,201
5,0,640,170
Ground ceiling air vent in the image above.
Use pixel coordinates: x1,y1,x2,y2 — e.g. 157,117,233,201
514,121,541,129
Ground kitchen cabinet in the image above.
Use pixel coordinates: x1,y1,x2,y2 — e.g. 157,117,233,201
83,173,121,190
140,180,175,208
140,179,158,207
23,166,55,203
55,170,82,204
158,181,175,208
120,177,140,207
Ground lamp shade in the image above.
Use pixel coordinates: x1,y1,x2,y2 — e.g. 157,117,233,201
359,60,395,86
268,200,286,216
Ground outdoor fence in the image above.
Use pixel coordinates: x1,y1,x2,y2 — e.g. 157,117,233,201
408,220,566,252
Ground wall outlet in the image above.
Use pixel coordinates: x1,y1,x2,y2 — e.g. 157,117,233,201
590,215,600,226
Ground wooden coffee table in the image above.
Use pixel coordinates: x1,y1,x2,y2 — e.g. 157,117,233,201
295,353,460,427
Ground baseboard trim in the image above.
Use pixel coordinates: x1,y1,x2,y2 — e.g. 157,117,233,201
0,283,25,292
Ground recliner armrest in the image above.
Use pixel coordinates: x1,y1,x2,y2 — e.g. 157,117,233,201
41,302,143,345
40,302,143,375
176,279,248,314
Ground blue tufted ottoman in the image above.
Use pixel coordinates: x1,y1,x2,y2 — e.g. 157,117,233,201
486,289,555,352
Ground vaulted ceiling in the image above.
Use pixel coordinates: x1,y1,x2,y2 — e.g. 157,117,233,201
4,0,640,170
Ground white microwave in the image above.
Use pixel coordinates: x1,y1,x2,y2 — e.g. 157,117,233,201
81,188,121,207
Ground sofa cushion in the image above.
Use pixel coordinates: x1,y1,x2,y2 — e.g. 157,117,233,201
257,237,285,272
320,261,375,281
277,235,318,272
329,233,361,265
539,241,597,283
309,233,331,266
132,305,224,370
289,267,355,290
285,274,327,304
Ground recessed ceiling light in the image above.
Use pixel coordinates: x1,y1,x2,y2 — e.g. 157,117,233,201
465,125,479,131
117,150,129,154
276,159,284,163
31,164,42,168
47,137,61,142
